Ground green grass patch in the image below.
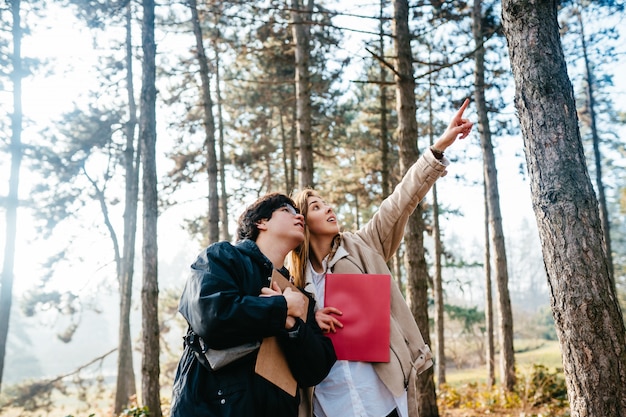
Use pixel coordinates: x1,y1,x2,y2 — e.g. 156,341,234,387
516,340,563,370
441,339,563,387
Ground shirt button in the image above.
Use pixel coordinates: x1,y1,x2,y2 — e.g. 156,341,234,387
217,390,223,395
220,399,226,405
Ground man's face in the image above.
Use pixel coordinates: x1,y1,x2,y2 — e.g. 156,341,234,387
264,204,305,247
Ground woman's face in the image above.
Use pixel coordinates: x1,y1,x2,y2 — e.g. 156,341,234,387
305,195,340,238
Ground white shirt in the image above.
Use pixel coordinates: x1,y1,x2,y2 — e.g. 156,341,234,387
308,261,408,417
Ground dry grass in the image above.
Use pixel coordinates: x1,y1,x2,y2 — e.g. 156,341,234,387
1,341,567,417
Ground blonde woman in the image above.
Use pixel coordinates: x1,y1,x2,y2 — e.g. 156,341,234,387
289,99,473,417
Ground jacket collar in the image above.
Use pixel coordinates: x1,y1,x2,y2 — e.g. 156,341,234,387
236,239,272,270
235,239,290,280
303,241,349,295
327,245,349,269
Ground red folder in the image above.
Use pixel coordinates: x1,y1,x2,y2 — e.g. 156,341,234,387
324,274,390,362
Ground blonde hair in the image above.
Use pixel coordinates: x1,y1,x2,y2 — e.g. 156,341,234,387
289,189,316,288
289,188,341,288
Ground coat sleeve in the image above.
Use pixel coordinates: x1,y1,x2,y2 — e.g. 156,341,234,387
279,294,337,387
178,242,288,349
354,149,448,261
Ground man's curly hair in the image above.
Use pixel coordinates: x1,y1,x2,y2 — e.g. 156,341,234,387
236,193,296,242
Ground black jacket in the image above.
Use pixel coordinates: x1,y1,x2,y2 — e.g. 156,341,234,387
170,239,336,417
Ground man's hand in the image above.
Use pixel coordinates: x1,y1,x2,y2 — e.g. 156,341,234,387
282,286,307,319
260,281,307,322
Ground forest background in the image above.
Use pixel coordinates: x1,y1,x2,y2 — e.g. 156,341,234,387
0,0,625,416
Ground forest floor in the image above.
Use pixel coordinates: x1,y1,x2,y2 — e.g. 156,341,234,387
1,341,567,417
437,340,568,417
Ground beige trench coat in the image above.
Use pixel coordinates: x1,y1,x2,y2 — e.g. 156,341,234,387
299,149,447,417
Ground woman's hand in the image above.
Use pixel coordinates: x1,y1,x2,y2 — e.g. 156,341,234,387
433,98,474,152
315,306,343,333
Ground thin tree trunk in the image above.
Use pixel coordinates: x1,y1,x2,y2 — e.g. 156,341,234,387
139,0,161,415
114,2,139,412
353,185,360,229
213,28,230,242
472,0,515,391
427,62,445,387
502,1,626,415
189,0,219,244
429,90,445,387
393,249,403,293
379,0,395,278
85,168,137,411
0,0,23,392
290,105,297,190
379,0,390,198
280,110,292,192
432,180,445,387
265,112,274,191
392,0,438,415
483,179,495,387
290,0,314,189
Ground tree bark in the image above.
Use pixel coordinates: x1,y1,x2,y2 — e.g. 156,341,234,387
139,0,161,415
0,0,23,392
114,2,139,413
429,79,445,387
392,0,439,415
279,109,293,192
290,0,314,189
473,0,515,391
189,0,219,244
379,0,390,199
432,180,445,388
483,180,495,387
502,1,626,415
576,9,614,288
213,31,230,242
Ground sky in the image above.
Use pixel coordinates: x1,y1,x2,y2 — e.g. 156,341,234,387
2,1,625,312
1,6,201,297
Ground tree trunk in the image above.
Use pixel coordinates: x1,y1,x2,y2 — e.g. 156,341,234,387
189,0,219,244
290,105,297,190
379,1,395,276
84,171,133,412
483,179,495,387
502,1,626,415
473,0,515,391
432,180,445,387
290,0,314,189
378,0,390,199
0,0,23,392
212,27,230,242
428,75,445,387
279,109,292,192
139,0,161,415
393,249,403,293
114,2,139,413
392,0,439,415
